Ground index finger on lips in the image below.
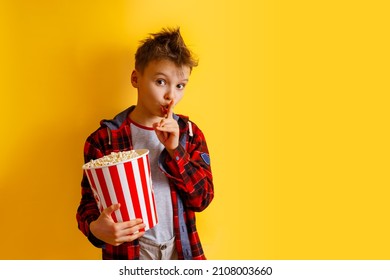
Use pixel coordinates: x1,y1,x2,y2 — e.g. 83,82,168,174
166,100,174,119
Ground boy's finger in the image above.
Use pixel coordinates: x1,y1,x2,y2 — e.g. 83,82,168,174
103,203,120,216
125,218,144,227
115,219,144,231
166,100,174,119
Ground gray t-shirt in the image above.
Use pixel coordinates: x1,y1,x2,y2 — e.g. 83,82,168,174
130,122,174,244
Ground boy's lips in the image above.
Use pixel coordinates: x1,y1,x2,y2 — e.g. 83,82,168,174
161,105,169,115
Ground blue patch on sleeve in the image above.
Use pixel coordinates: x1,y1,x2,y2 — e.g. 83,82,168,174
200,153,210,165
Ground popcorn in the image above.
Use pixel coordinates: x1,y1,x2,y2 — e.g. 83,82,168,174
84,150,140,168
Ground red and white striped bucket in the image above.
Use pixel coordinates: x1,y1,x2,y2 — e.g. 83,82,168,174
82,149,158,231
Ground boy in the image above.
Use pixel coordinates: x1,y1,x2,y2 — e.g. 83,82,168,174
76,28,214,260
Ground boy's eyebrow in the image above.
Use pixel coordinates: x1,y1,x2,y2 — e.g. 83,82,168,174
154,72,167,76
154,72,189,82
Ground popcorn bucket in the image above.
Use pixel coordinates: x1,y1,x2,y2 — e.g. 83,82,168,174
82,149,158,231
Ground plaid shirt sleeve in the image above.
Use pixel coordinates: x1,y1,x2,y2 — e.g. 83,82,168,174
76,132,107,248
76,123,142,259
160,120,214,212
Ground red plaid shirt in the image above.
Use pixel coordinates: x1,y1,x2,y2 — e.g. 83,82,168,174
76,106,214,260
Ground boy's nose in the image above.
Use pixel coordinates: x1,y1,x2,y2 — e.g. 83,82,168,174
164,87,175,100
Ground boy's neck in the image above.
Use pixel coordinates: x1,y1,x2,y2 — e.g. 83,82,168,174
129,107,162,128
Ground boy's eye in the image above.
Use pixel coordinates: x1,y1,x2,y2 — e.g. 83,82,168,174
177,84,186,90
156,79,166,86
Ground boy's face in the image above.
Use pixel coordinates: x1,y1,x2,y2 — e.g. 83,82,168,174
131,59,190,122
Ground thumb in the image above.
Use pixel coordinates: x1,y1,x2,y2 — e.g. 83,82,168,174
103,203,120,217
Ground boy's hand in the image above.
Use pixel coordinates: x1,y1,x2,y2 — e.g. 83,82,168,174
89,204,145,246
154,100,179,155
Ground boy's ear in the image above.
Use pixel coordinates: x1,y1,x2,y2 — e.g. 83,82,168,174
131,70,138,88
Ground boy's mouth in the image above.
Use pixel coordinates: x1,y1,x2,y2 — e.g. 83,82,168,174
161,105,169,115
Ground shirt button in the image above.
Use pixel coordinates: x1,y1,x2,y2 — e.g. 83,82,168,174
161,244,167,250
175,156,180,161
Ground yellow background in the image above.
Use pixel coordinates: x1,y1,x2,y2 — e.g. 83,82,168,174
1,0,389,259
